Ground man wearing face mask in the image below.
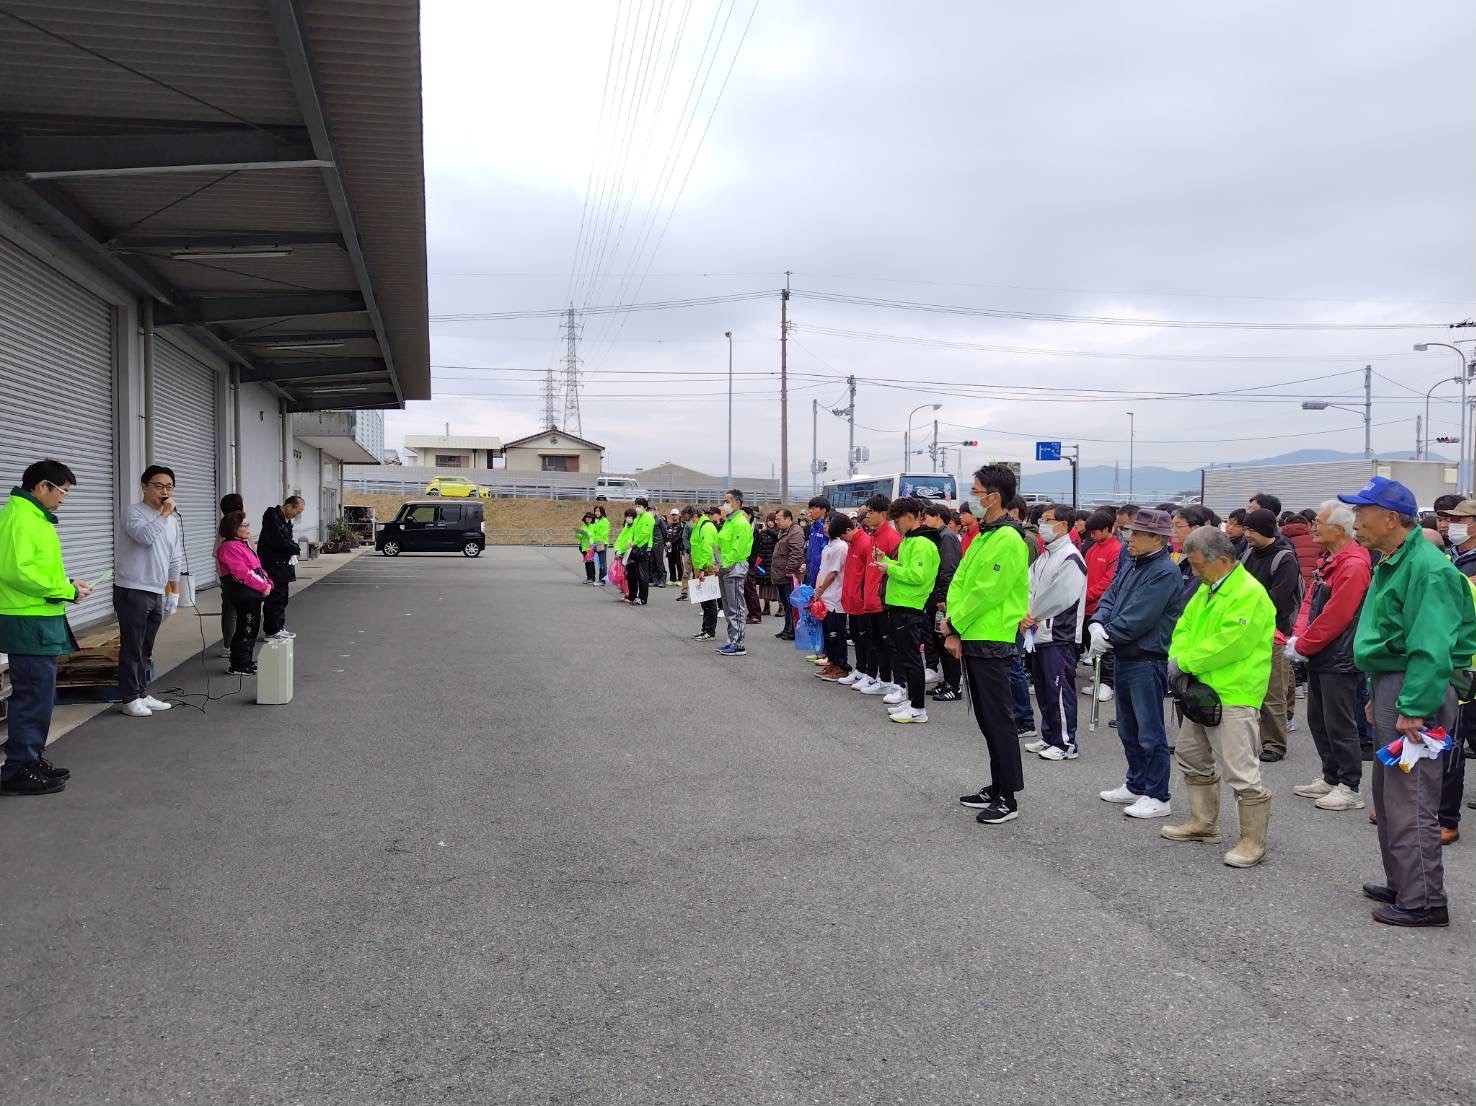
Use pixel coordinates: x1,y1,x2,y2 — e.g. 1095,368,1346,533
1436,498,1476,842
715,489,753,656
1022,505,1087,761
1239,507,1303,762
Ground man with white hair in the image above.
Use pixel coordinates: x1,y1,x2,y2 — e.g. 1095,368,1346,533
1287,500,1373,812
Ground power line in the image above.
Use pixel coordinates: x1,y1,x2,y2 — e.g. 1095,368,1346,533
429,289,775,322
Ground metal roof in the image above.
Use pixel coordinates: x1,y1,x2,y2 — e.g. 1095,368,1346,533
503,429,606,451
0,0,430,410
403,434,504,451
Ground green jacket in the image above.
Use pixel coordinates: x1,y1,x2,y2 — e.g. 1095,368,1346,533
717,510,753,567
878,528,941,610
630,509,655,550
946,518,1028,643
613,521,633,554
0,488,81,656
590,516,610,547
1170,563,1275,708
574,523,593,552
689,518,719,572
1354,526,1476,717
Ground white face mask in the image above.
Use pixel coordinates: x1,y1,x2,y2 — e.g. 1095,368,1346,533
720,502,733,516
1449,523,1470,545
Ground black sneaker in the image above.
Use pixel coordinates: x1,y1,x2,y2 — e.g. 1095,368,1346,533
692,631,715,641
1259,749,1284,763
975,800,1019,824
1,765,66,796
35,756,70,781
1016,722,1037,738
227,665,258,676
959,787,996,809
931,686,962,702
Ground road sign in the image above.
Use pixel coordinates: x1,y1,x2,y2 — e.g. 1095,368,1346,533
1035,441,1062,461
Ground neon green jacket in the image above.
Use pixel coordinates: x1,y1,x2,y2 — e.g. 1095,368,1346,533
574,523,593,552
717,510,753,567
945,518,1028,643
1354,525,1476,717
0,488,80,655
689,518,719,572
1170,563,1275,708
613,521,633,554
630,509,655,550
878,529,941,610
590,516,610,547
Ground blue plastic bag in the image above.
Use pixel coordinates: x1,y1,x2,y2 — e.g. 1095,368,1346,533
788,584,822,652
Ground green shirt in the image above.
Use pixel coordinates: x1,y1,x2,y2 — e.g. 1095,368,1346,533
1353,526,1476,717
0,488,81,656
717,510,753,567
946,519,1028,643
1170,563,1275,708
689,518,719,572
878,530,941,610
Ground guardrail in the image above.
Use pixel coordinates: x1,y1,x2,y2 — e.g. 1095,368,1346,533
345,478,786,503
484,528,576,546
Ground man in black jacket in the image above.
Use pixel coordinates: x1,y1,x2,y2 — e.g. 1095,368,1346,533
1240,507,1303,761
259,496,304,639
922,502,964,700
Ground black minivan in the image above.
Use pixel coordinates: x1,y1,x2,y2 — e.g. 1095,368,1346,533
376,499,486,557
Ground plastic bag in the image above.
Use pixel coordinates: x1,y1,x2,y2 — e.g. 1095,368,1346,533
788,584,822,652
608,556,626,592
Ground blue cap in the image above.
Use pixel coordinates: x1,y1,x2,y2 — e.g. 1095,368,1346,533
1337,475,1418,515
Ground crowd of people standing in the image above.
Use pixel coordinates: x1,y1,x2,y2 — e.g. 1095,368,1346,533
571,467,1476,929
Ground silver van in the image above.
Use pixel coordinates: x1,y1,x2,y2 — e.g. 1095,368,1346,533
592,476,649,502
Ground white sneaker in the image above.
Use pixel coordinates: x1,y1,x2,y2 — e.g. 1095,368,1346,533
121,698,153,718
859,678,889,695
268,630,296,640
141,695,172,712
1024,739,1049,753
1100,784,1142,804
1314,783,1366,811
889,706,928,724
1037,745,1078,761
837,671,861,686
1123,796,1172,819
924,667,942,688
1096,685,1114,703
882,686,907,705
851,676,877,692
1293,777,1334,799
1079,684,1095,697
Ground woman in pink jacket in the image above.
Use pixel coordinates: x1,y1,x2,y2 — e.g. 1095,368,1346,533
215,511,274,676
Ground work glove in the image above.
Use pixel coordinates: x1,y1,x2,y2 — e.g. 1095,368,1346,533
1085,622,1110,661
1284,637,1308,665
1167,658,1187,682
162,593,180,617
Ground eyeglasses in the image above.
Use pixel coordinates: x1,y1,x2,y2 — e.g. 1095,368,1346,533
147,482,175,491
43,482,69,498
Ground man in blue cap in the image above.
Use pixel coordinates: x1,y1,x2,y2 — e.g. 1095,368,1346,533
1340,475,1476,927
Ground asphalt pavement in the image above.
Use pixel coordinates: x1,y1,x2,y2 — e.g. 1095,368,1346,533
2,547,1471,1105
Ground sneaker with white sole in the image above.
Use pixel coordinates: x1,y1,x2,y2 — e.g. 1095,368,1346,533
1293,777,1334,799
1099,784,1142,804
1123,795,1172,819
121,698,152,718
1037,745,1079,761
924,667,942,688
1024,739,1049,753
141,695,172,712
268,630,296,640
889,706,928,724
882,686,907,705
1096,685,1114,703
1079,684,1095,697
837,671,861,686
859,679,890,695
851,676,878,692
1314,783,1366,811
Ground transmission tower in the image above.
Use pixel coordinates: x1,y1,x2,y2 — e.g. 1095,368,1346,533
541,360,558,431
560,306,582,436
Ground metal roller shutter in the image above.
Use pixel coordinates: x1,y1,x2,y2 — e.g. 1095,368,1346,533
153,337,220,591
0,234,116,629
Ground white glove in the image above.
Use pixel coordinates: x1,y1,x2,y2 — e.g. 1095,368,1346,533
1167,657,1184,682
1284,636,1308,664
162,593,180,617
1086,622,1110,660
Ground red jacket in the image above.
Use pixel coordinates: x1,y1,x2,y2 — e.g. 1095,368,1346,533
841,527,875,615
1292,539,1371,657
960,522,979,553
1084,533,1121,616
1280,521,1321,588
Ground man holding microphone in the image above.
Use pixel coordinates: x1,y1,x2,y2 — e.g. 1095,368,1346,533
114,465,183,718
0,461,92,795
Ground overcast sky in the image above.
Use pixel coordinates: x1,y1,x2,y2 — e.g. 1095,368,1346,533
391,0,1476,489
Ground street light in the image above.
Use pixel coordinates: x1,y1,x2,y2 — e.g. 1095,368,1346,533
724,331,733,485
1415,343,1473,491
905,403,941,470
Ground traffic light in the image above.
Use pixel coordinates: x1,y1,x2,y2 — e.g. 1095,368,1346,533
961,439,978,447
1436,436,1460,444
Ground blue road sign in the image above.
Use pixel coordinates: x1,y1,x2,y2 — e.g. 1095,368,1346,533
1035,441,1062,461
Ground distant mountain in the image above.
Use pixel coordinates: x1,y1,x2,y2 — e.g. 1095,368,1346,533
1022,448,1448,502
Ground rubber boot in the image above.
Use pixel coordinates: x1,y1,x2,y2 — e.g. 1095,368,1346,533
1160,779,1221,842
1223,791,1271,868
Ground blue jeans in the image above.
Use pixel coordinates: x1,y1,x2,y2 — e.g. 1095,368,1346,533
1,654,58,780
1114,656,1171,801
1009,633,1033,727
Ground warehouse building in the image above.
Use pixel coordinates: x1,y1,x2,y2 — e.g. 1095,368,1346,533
0,0,430,630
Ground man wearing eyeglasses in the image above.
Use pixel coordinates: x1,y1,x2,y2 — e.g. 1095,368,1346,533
114,465,184,718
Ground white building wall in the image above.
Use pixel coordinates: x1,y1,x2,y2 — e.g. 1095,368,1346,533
292,441,324,544
235,382,286,524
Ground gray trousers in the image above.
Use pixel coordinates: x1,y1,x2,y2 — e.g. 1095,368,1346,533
1370,671,1455,912
114,585,163,702
720,563,748,647
1307,670,1363,790
1259,646,1291,755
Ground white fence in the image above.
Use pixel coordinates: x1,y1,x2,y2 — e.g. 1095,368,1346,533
346,464,784,503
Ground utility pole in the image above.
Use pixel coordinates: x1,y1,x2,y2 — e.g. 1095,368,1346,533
780,273,791,504
930,419,939,469
1066,444,1080,509
811,398,818,495
1363,364,1372,460
560,306,582,436
838,375,857,475
725,331,734,486
1415,414,1422,458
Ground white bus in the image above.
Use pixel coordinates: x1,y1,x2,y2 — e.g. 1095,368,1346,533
821,472,959,510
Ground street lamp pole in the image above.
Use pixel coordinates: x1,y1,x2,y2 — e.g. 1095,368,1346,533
1421,375,1463,459
1416,343,1472,490
724,331,733,486
905,403,941,471
1126,411,1135,503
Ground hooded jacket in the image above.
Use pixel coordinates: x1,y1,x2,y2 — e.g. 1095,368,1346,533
1090,542,1185,660
215,538,275,604
878,524,941,610
689,517,719,573
717,508,753,567
841,526,874,615
1028,529,1087,645
804,516,828,584
1279,520,1321,588
590,515,611,548
1240,533,1302,634
929,526,962,610
258,505,298,581
945,516,1028,653
0,488,81,656
1292,539,1370,674
1170,563,1277,708
772,521,805,580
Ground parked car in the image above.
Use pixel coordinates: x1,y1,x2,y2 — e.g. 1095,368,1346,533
592,476,649,501
376,499,486,557
424,475,486,498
